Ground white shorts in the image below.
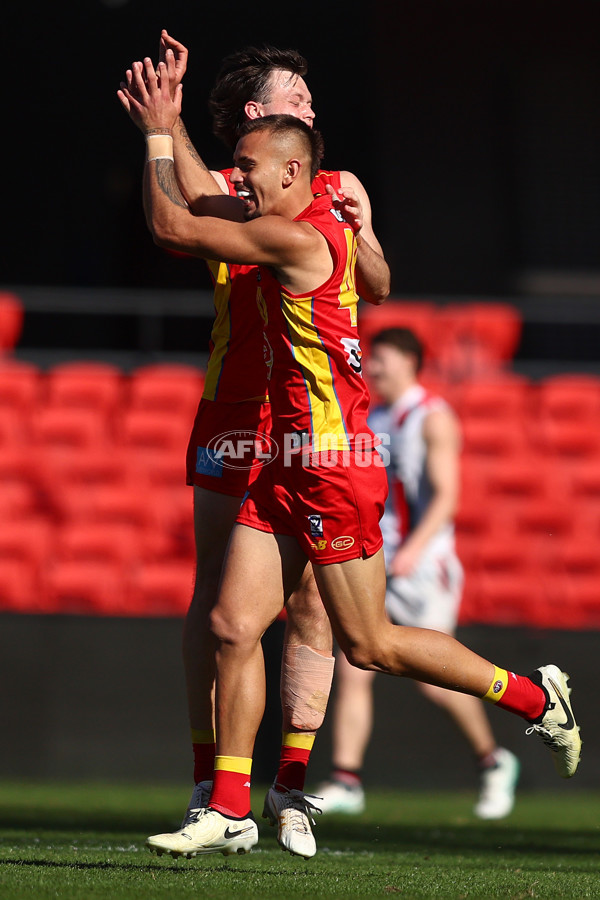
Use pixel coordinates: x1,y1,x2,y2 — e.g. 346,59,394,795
385,551,464,634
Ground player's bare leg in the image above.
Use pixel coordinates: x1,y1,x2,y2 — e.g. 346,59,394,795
314,550,495,692
263,565,334,857
313,550,581,779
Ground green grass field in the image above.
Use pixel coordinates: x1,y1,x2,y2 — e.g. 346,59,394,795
0,781,598,899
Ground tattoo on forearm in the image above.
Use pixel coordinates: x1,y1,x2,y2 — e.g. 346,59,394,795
155,159,188,208
177,119,209,172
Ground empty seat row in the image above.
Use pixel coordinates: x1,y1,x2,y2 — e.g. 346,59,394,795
0,360,205,415
0,556,194,617
459,571,600,630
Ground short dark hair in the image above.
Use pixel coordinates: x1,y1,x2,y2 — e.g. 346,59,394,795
238,115,324,181
370,327,424,372
209,45,309,149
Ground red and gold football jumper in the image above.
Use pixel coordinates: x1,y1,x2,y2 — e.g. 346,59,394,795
186,170,344,493
236,193,387,564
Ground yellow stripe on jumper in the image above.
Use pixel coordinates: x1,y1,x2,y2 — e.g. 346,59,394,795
202,260,232,401
337,228,359,326
280,291,350,452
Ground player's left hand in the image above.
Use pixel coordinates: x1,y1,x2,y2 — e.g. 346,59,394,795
326,184,364,234
159,29,188,99
117,59,182,132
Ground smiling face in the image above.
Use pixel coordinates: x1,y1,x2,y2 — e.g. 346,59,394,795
230,130,289,220
247,69,315,127
230,120,315,220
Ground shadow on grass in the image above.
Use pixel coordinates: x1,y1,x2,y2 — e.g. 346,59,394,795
2,811,599,860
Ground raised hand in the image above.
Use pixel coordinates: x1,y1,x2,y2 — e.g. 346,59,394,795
117,59,182,133
326,183,364,234
159,29,188,99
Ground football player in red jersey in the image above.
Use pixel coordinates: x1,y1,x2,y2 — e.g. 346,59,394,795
119,70,581,860
119,34,390,859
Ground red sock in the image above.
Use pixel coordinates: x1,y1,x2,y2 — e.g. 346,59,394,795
191,729,216,783
275,733,315,792
209,756,252,818
483,666,546,721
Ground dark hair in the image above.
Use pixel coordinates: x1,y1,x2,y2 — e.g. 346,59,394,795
238,115,324,181
371,327,424,372
209,46,309,149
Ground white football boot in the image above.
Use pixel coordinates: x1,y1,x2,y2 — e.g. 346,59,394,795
313,778,365,815
262,785,321,859
474,748,520,819
146,807,258,859
525,664,581,777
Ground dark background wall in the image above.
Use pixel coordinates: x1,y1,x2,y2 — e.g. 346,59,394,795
5,0,600,297
1,614,597,793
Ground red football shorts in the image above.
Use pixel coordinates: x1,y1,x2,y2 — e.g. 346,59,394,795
185,398,272,497
236,446,388,564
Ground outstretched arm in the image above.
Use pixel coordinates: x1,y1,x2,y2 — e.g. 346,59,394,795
117,60,326,282
158,31,242,217
337,171,390,306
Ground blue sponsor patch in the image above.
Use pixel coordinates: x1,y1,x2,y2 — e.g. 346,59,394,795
196,446,224,478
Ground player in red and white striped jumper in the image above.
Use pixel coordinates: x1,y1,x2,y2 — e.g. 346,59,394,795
317,328,520,819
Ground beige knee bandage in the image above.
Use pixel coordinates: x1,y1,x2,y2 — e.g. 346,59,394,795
280,644,335,732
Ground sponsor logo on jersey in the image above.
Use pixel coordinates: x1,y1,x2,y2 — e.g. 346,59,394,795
196,446,224,478
308,514,324,537
332,536,355,551
310,539,328,552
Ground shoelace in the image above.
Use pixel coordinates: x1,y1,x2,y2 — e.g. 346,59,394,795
181,783,212,828
181,807,213,832
525,723,560,751
272,784,323,829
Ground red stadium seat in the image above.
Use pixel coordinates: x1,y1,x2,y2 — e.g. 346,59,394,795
55,521,143,566
542,534,600,576
127,364,204,419
476,534,540,575
0,360,41,411
461,418,529,460
58,483,157,530
536,572,600,630
476,571,545,627
0,518,55,571
453,375,531,424
43,448,129,491
358,300,439,359
127,560,195,616
434,302,522,370
45,362,124,414
515,497,573,538
30,407,110,452
535,419,600,462
44,559,125,615
535,374,600,423
0,480,40,519
568,461,600,501
118,409,191,454
0,407,28,447
0,293,24,353
0,558,39,612
484,459,551,501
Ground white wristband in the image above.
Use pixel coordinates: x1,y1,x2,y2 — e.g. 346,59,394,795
145,134,174,162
